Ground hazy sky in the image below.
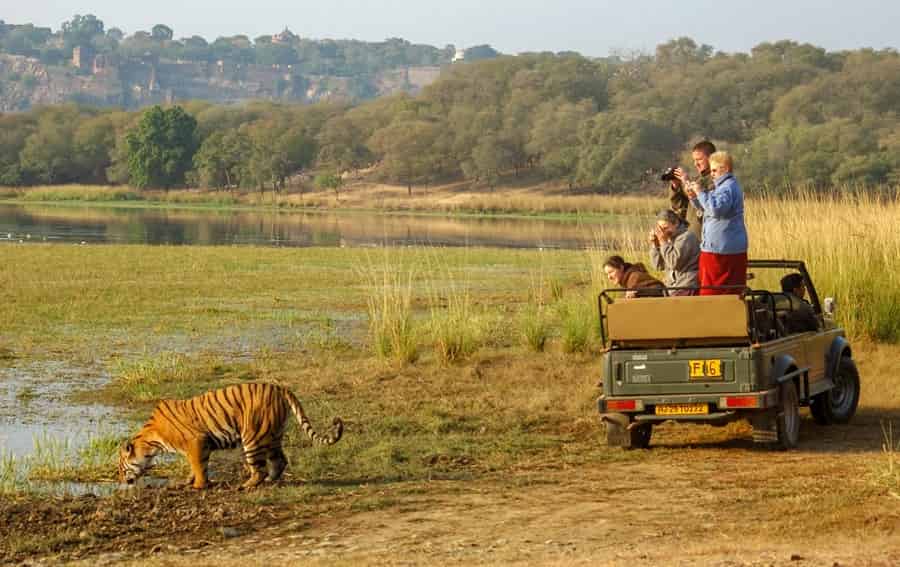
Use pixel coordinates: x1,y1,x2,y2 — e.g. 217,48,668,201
4,0,896,56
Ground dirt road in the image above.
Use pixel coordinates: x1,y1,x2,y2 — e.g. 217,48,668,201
6,409,898,567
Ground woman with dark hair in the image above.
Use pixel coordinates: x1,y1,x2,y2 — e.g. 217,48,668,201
603,255,665,298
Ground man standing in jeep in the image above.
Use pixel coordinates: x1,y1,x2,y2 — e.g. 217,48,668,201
668,140,716,241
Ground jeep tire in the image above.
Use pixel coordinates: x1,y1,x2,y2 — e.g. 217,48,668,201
811,357,860,425
776,381,800,450
605,415,652,449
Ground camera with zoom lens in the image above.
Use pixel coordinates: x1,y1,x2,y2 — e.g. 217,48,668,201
660,167,678,182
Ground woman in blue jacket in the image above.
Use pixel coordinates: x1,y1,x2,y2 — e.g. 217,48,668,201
685,151,748,295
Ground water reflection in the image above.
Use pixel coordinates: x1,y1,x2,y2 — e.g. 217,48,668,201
0,362,126,458
0,204,639,249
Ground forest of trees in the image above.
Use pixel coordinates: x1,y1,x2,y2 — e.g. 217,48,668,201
1,37,898,192
0,15,498,76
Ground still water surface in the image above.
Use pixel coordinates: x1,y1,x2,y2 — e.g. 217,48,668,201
0,203,636,249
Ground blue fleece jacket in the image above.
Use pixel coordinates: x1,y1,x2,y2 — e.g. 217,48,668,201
691,172,748,255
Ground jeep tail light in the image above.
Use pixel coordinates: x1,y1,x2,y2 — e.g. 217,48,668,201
606,399,637,411
722,395,759,409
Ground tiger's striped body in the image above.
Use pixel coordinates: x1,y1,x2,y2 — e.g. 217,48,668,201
118,383,343,489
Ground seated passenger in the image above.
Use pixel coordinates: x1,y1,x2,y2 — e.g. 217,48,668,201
603,255,665,299
779,273,820,333
649,209,700,296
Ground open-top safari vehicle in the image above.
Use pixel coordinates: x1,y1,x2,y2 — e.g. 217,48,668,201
596,260,860,449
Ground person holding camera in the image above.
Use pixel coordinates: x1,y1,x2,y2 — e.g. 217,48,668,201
684,151,747,296
649,209,700,296
662,140,716,241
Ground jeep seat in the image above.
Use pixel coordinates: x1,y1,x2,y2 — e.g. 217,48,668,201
606,295,749,342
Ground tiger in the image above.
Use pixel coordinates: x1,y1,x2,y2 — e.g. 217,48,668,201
118,383,343,490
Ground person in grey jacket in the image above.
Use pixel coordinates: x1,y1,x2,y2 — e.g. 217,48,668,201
649,209,701,296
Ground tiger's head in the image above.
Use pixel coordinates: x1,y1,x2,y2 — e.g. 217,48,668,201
118,438,154,485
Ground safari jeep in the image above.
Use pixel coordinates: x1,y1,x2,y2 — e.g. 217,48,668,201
596,260,860,449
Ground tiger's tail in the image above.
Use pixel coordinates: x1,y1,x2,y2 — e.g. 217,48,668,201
284,389,343,445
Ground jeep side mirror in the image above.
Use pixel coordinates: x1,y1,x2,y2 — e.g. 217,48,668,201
823,297,836,316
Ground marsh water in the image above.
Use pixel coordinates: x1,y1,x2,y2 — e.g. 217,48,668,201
0,203,629,249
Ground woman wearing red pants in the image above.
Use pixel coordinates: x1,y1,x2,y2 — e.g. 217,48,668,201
685,151,748,295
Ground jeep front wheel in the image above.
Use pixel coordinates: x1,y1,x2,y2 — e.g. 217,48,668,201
811,357,860,425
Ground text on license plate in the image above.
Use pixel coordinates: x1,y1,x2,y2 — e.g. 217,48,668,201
655,403,709,416
689,359,723,379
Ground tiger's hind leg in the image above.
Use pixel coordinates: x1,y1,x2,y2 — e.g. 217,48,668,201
240,443,267,489
266,444,288,482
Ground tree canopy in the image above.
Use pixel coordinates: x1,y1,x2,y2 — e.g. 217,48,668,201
124,105,197,188
1,36,898,192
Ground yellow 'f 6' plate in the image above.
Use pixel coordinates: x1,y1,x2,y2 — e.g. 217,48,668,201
689,359,723,380
655,403,709,416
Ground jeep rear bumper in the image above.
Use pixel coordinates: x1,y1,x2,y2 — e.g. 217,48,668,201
598,387,779,417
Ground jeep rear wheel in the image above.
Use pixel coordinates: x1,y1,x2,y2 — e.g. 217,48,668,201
811,357,860,425
776,381,800,450
605,416,652,449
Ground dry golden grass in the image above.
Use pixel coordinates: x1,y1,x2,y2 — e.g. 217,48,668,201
580,189,900,341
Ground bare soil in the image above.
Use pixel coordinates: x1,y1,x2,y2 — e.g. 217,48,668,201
4,409,899,567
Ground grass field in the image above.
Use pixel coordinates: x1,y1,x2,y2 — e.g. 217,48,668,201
2,188,900,563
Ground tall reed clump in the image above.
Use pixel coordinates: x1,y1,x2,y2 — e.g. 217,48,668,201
424,251,484,365
557,295,595,354
360,252,419,365
747,189,900,341
520,306,551,352
0,450,21,493
519,264,555,352
429,289,481,365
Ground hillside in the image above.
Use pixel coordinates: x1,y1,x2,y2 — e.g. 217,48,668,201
0,16,498,110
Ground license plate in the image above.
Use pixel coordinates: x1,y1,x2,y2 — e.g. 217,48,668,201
689,359,723,380
655,403,709,416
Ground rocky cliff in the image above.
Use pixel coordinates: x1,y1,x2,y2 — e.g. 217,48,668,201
0,53,443,111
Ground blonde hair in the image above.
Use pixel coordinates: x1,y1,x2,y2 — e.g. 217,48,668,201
709,151,733,172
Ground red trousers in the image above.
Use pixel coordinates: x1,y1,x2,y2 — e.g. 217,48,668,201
699,251,747,296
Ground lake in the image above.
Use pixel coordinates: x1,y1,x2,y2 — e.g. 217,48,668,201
0,203,636,249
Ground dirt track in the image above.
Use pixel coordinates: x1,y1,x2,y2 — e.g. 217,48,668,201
5,408,899,567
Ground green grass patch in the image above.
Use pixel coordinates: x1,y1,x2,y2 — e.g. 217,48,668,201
107,352,237,403
0,429,125,492
27,431,121,483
